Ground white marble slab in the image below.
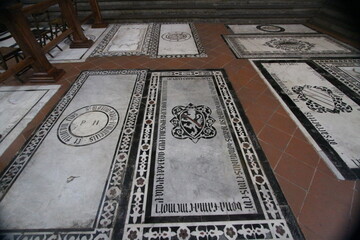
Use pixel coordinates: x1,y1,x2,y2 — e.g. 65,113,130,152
149,23,207,58
151,77,257,217
90,24,153,57
224,34,360,58
0,70,147,232
0,85,60,157
48,25,107,63
157,23,198,56
228,24,316,34
254,61,360,179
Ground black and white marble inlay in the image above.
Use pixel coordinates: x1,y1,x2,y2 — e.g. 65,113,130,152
227,24,317,34
0,69,304,239
0,70,147,239
253,60,360,180
90,24,154,57
90,23,206,58
57,105,119,146
148,23,207,58
170,103,217,143
119,70,303,240
223,34,360,59
314,59,360,96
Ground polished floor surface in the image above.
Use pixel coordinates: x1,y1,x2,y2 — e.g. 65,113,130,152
0,23,359,240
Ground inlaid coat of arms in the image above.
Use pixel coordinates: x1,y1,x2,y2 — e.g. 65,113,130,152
170,103,217,143
292,85,353,113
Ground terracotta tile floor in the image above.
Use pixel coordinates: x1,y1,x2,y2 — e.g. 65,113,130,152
1,23,359,239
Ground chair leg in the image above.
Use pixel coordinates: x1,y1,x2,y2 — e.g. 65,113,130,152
47,51,55,58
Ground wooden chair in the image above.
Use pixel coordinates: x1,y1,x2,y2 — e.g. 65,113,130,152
0,47,24,70
0,25,24,70
30,10,63,57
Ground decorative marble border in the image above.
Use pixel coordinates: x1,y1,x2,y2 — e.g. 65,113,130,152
223,34,360,59
314,58,360,96
0,70,148,240
252,60,360,180
122,70,303,239
89,24,154,57
148,23,207,58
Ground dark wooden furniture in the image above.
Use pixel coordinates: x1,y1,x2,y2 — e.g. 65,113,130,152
0,0,106,83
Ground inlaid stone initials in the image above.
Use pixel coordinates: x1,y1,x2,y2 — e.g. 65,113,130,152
57,105,119,146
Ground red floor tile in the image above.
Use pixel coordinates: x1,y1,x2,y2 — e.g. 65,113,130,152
275,153,315,190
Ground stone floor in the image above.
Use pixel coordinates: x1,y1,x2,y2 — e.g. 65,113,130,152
1,23,359,240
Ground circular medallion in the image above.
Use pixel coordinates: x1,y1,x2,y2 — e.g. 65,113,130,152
264,38,315,51
256,24,285,33
161,32,191,42
57,105,119,146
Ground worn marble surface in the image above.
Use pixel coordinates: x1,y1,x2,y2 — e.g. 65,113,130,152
227,24,317,34
157,23,198,56
151,77,257,217
0,85,60,157
224,34,360,58
90,24,153,56
0,70,146,231
253,61,360,179
149,23,207,58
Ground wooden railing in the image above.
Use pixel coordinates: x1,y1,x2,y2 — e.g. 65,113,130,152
0,0,106,83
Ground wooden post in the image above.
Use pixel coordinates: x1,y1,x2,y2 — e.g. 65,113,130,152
89,0,108,28
0,1,64,83
58,0,93,48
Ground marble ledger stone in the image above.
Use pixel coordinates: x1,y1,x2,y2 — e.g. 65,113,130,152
90,24,153,56
253,60,360,179
0,70,147,231
122,70,303,240
149,23,207,58
224,34,360,58
227,24,317,34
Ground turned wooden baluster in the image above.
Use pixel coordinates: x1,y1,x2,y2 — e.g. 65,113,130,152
89,0,108,28
58,0,94,48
